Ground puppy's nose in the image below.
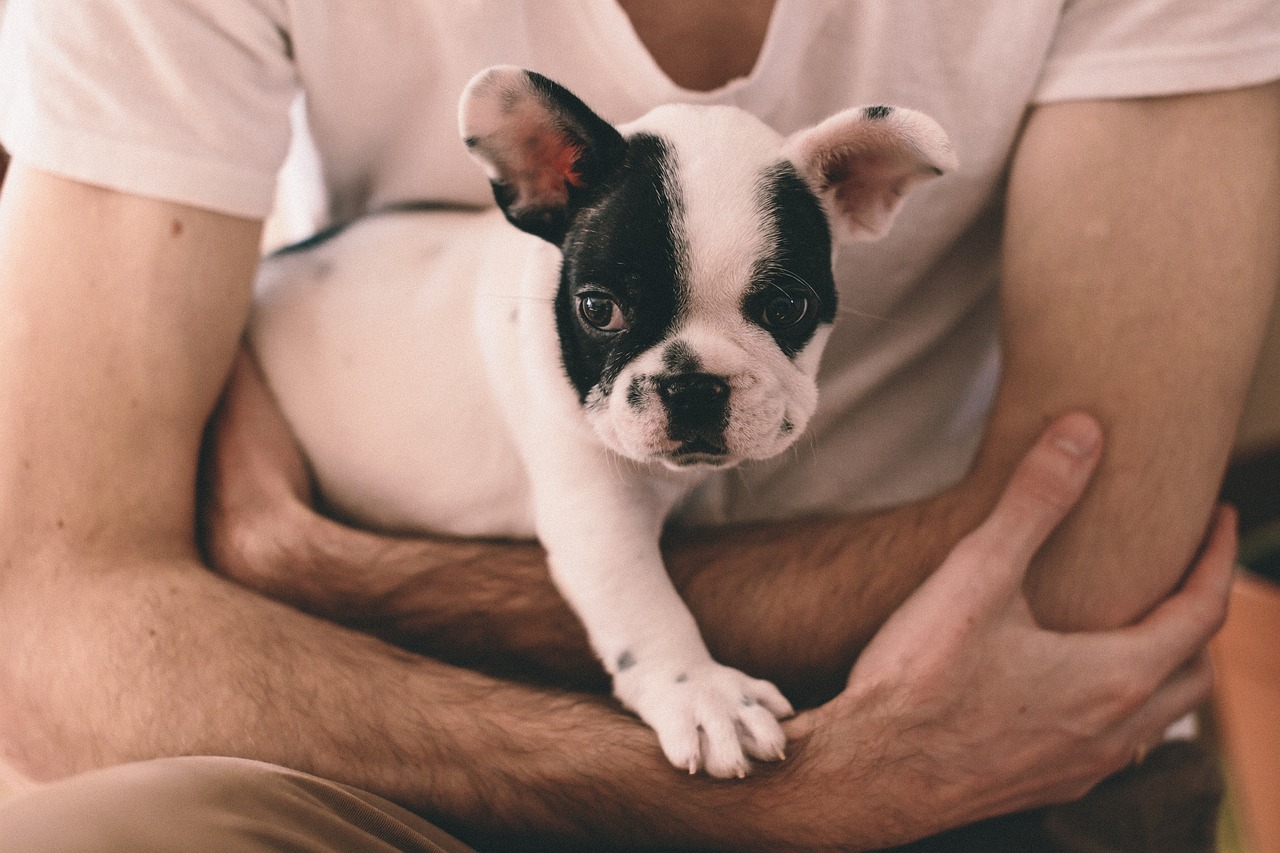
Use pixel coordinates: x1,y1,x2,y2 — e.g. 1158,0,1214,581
657,372,730,435
658,372,729,411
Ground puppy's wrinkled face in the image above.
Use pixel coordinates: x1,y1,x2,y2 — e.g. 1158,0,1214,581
462,67,955,471
555,107,836,470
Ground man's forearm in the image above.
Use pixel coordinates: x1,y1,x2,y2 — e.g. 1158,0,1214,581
8,547,1000,852
208,414,985,703
220,506,608,688
0,552,754,847
5,410,1239,851
665,489,985,701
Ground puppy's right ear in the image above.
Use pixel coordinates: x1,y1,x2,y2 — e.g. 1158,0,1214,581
460,66,626,245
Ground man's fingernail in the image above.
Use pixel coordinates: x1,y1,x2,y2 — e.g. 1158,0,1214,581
1052,415,1102,458
1053,435,1090,458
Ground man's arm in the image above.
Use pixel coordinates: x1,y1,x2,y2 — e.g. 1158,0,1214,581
0,182,1232,847
985,80,1280,629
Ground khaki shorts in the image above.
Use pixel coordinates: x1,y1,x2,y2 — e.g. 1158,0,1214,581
0,756,475,853
0,740,1221,852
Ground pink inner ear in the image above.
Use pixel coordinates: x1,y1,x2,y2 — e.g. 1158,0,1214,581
811,136,941,240
460,66,623,238
504,111,586,207
785,104,956,242
818,149,893,237
554,141,586,189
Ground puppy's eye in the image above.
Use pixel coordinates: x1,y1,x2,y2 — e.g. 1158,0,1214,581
759,291,811,330
578,292,627,332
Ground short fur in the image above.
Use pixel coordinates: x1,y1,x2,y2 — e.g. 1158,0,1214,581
251,67,955,777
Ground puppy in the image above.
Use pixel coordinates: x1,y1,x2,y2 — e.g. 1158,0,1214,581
250,67,955,778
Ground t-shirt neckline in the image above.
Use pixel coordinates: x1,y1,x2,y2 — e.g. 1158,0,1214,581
582,0,794,105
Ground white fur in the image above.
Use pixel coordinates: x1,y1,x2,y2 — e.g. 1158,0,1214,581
251,68,953,778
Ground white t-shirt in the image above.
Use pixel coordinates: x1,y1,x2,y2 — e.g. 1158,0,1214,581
2,0,1278,524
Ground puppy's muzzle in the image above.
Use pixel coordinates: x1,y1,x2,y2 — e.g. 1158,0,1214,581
658,372,730,459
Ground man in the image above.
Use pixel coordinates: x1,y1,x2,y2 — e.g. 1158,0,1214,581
0,1,1275,850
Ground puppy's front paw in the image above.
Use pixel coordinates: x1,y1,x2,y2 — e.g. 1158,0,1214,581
616,662,794,778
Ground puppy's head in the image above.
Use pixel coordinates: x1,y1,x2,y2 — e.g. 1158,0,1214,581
461,67,955,470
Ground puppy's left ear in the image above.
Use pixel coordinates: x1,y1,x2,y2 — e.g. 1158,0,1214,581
784,106,957,243
460,66,626,245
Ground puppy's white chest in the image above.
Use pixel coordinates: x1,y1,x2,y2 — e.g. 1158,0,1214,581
250,209,543,537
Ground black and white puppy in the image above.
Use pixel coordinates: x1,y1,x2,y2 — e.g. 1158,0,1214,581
251,67,955,778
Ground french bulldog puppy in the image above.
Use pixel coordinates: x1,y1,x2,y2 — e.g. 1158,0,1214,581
250,66,955,778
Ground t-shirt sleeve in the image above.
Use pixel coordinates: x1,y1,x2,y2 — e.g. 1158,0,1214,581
0,0,298,218
1033,0,1280,104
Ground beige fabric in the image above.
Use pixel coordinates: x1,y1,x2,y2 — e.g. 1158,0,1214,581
0,756,476,853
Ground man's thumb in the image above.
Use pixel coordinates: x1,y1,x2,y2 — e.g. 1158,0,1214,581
964,412,1103,587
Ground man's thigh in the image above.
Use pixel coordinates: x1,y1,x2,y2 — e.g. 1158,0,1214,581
0,755,476,853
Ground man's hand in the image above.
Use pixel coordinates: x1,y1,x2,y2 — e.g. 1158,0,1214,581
200,348,321,600
770,414,1234,849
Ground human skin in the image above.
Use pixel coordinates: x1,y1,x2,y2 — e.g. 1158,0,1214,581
0,9,1276,850
0,221,1234,845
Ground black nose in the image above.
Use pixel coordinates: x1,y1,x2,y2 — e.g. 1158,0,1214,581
657,372,730,439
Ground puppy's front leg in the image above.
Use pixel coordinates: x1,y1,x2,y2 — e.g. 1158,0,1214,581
534,478,792,778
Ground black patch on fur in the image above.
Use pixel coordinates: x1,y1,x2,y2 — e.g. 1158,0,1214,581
675,673,689,684
616,650,637,671
661,340,701,374
626,375,647,410
864,105,893,120
555,133,684,403
780,417,795,435
744,163,837,357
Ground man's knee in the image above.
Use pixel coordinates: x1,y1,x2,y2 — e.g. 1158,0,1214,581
0,756,471,853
